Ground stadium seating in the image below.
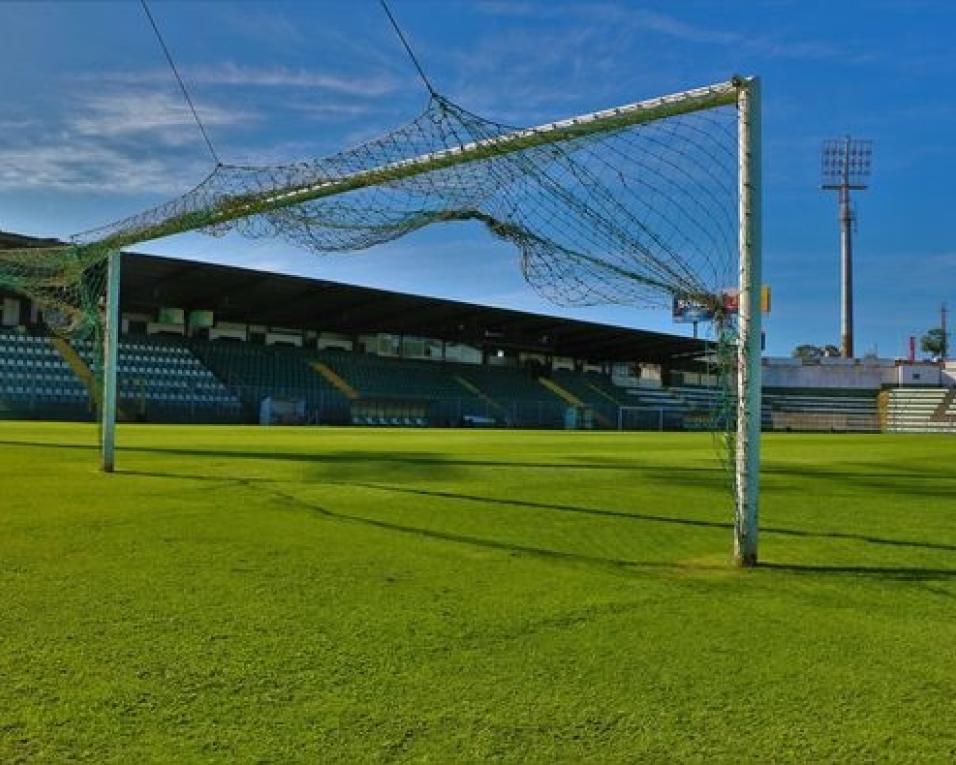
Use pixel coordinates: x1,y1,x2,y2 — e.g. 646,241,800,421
549,370,623,421
314,351,490,426
190,340,350,423
314,352,573,427
885,387,956,433
612,385,696,430
455,364,565,427
0,329,91,420
317,350,466,399
762,387,879,432
70,335,242,423
4,328,927,432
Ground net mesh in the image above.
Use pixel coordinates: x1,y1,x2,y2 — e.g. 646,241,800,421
0,89,739,336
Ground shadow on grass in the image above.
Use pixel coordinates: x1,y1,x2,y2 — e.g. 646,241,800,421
760,562,956,581
243,480,687,578
334,481,956,555
9,436,956,495
112,465,956,582
5,438,956,580
0,438,709,475
763,462,956,499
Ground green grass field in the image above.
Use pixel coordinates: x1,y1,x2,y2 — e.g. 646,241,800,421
1,422,954,762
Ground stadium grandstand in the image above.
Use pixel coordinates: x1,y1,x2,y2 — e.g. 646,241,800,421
3,229,954,433
1,230,711,429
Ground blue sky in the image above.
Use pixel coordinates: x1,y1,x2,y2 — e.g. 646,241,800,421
1,0,954,357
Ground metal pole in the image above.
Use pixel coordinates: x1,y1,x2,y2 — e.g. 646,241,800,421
734,77,762,567
840,136,854,359
101,249,120,473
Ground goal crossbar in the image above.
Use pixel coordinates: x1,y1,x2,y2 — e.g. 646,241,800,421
63,74,762,567
75,79,742,254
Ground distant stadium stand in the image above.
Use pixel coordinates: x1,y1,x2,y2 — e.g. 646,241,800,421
73,335,242,423
6,242,944,435
315,351,489,426
762,388,879,432
884,387,956,433
190,341,349,424
0,329,91,420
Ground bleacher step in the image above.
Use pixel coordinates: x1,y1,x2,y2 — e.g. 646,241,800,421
931,389,956,423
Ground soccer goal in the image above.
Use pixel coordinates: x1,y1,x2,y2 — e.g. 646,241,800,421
0,77,761,565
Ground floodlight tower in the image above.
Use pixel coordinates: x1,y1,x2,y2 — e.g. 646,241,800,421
822,136,872,358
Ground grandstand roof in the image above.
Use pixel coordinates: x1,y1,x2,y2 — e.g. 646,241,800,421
121,253,707,363
0,232,707,363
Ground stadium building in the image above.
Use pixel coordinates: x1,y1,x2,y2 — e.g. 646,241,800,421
2,230,954,432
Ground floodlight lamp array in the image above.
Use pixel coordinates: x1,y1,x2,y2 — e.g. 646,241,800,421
821,137,872,189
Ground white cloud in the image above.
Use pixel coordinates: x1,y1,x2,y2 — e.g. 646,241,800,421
216,7,306,47
87,63,402,98
471,1,550,17
69,90,253,144
0,118,37,131
0,140,203,195
474,2,876,64
613,7,739,46
191,63,401,97
287,102,373,120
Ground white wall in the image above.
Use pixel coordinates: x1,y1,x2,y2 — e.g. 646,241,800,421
519,351,548,366
944,363,956,388
552,356,574,371
146,321,184,336
638,363,662,385
760,357,953,389
401,336,426,359
317,332,353,351
896,363,942,387
209,327,247,342
266,331,302,348
444,342,481,364
762,357,887,389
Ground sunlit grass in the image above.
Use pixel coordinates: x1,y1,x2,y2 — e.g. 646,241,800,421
2,422,954,761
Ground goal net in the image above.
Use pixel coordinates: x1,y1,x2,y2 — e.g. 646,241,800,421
0,77,762,564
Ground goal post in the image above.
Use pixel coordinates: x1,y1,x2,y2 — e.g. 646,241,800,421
80,75,761,564
735,77,762,567
101,249,120,473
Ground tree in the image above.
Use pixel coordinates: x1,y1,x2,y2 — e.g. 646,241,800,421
920,328,945,358
792,344,822,361
792,343,843,361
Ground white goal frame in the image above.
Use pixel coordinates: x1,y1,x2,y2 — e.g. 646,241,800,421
94,76,762,565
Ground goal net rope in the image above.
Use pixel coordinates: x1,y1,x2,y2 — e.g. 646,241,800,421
0,82,739,337
0,76,760,563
